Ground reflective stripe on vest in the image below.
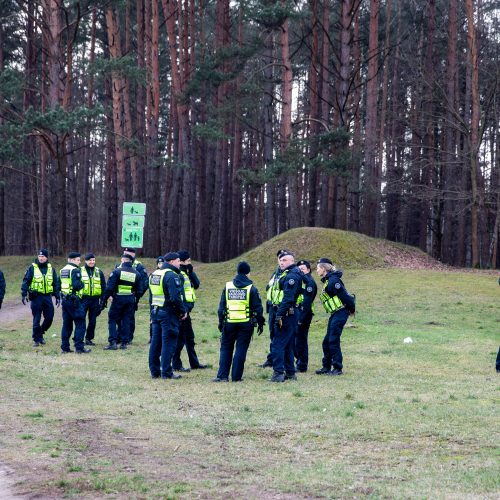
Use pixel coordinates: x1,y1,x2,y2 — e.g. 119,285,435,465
29,263,54,294
81,266,102,297
60,264,83,298
149,269,175,306
319,286,344,314
225,282,252,323
117,270,137,295
180,270,196,303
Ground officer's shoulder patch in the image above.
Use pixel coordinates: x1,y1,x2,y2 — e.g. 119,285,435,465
175,278,181,286
288,279,295,285
334,282,341,289
306,286,313,292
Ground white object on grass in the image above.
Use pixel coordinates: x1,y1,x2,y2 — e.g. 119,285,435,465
403,337,413,344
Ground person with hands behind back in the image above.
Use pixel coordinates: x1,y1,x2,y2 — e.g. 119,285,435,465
213,261,264,382
315,258,355,376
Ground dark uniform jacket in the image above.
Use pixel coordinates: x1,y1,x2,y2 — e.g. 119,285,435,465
321,270,355,314
102,262,144,302
0,269,5,307
157,263,188,315
299,272,317,321
21,259,61,299
275,264,303,319
217,273,264,325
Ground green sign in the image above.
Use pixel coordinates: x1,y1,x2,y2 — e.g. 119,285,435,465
121,227,144,247
122,202,146,216
122,215,145,228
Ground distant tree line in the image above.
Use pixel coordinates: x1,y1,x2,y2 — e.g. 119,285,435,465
0,0,498,267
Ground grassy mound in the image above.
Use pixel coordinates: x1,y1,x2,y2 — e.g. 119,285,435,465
239,227,443,270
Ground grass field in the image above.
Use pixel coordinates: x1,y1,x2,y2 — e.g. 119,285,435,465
0,230,499,499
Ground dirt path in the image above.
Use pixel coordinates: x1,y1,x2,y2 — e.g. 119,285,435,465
0,301,31,326
0,466,23,499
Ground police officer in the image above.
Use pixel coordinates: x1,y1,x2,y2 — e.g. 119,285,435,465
294,260,317,372
213,261,265,382
0,268,5,310
102,254,143,350
119,247,148,343
269,251,303,382
60,252,89,354
258,249,290,368
149,252,187,379
315,258,355,376
149,256,165,343
172,250,207,371
21,249,61,347
81,253,106,346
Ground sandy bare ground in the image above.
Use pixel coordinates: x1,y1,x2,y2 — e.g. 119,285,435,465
0,466,23,499
0,300,62,328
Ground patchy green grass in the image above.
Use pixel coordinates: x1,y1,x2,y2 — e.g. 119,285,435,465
0,231,499,498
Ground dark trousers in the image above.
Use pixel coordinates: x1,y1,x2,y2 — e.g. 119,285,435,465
172,315,201,369
149,308,180,377
496,346,500,371
265,307,276,364
61,298,86,351
321,308,349,371
82,296,101,341
294,311,312,371
30,294,54,342
271,313,297,375
108,296,135,345
117,313,136,343
217,323,253,381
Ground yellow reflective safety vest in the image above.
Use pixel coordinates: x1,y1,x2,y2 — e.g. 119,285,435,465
117,269,137,295
60,264,83,298
81,266,102,297
225,282,252,323
267,270,288,305
29,263,54,294
319,285,344,314
149,269,175,307
180,270,196,303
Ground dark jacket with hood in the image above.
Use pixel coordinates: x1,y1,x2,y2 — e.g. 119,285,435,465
218,273,264,325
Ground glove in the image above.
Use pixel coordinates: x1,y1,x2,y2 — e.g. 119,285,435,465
185,263,193,274
257,324,264,336
100,300,108,312
21,294,28,305
275,316,283,329
55,296,61,307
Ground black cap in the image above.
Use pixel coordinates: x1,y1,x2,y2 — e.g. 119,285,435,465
297,259,311,270
85,253,95,261
279,251,294,258
276,248,290,257
156,256,165,263
164,252,180,261
318,257,333,265
178,250,190,261
38,249,49,258
123,247,136,253
237,261,251,275
121,253,133,261
68,252,81,259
